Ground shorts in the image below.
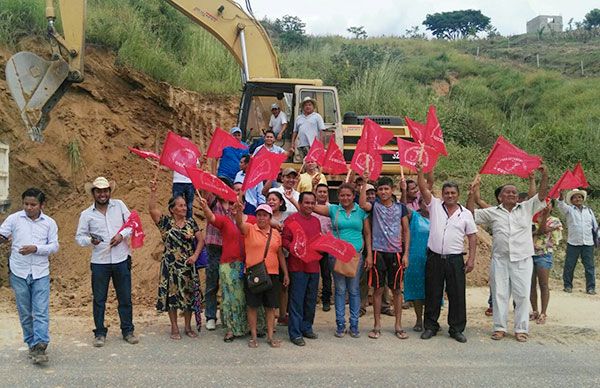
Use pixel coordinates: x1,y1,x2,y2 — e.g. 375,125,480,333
293,146,309,163
244,274,281,309
369,251,403,290
533,253,553,270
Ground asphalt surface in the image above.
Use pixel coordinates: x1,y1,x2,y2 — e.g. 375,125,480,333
2,317,600,387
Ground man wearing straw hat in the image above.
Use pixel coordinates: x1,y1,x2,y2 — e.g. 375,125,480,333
558,189,598,295
76,177,139,347
291,96,326,163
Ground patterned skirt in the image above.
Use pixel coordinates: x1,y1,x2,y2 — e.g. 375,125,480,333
219,262,248,336
156,257,197,312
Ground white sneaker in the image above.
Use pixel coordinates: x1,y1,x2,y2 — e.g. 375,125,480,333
206,319,216,330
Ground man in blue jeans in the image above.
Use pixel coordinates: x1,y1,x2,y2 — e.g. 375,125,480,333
558,189,597,295
76,177,139,347
0,188,59,364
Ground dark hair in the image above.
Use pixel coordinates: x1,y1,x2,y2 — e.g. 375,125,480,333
338,182,356,195
406,179,416,187
354,177,364,184
441,182,460,194
376,176,394,188
494,185,505,204
299,191,316,203
219,176,233,188
264,129,275,137
22,188,46,204
518,192,528,201
168,195,186,214
267,191,287,212
240,155,251,164
316,183,328,190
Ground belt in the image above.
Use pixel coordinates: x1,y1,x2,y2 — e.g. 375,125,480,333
428,249,464,260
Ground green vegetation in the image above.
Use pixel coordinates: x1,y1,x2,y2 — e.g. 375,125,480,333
423,10,491,40
67,139,82,172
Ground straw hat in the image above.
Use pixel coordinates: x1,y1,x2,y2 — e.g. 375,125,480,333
85,177,116,196
565,189,587,205
300,96,316,107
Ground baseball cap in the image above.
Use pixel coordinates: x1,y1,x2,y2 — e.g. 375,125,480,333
271,103,280,110
255,204,273,216
230,127,242,134
282,168,298,176
366,184,376,192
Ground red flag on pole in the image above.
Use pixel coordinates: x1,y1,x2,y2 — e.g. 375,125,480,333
116,211,145,249
350,118,394,180
425,105,448,156
405,116,427,144
205,127,248,158
159,131,201,176
185,167,238,203
479,136,542,178
241,147,287,191
362,118,394,149
572,162,589,188
128,147,159,160
309,233,357,263
321,136,348,175
396,137,439,173
304,139,326,165
548,170,583,199
286,221,322,263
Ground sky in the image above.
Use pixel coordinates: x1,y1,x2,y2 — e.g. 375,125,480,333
245,0,594,37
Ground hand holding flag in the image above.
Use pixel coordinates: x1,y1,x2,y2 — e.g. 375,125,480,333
479,136,542,178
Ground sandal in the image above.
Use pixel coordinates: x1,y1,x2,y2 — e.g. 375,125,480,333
223,333,234,342
413,323,423,332
247,338,258,348
485,307,493,317
368,329,381,339
359,307,367,317
516,333,528,342
267,338,281,348
395,329,409,340
529,311,539,321
536,313,547,325
491,331,505,340
170,331,182,340
185,329,198,338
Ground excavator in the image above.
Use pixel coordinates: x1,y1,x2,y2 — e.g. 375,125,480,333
5,0,409,176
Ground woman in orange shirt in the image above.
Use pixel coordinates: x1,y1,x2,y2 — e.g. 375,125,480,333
235,202,289,348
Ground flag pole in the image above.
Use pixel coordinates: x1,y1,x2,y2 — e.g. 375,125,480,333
345,168,352,183
153,162,161,182
400,165,405,180
418,141,425,163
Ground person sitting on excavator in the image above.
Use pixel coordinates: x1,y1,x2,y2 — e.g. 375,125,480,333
269,103,288,142
291,97,326,163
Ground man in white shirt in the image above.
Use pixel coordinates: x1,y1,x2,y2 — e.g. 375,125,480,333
417,162,477,343
269,103,288,141
252,130,287,156
292,97,326,163
75,177,138,347
0,188,59,364
467,166,548,342
263,168,300,221
557,189,597,295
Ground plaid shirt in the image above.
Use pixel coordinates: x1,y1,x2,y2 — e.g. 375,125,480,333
205,199,229,246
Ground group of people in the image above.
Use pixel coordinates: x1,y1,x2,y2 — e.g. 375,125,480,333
2,120,598,363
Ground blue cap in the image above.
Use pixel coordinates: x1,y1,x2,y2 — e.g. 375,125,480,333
230,127,242,134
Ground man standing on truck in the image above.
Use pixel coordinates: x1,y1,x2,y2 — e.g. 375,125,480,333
269,103,288,142
291,97,326,163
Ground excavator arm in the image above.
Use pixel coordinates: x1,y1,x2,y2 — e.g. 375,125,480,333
5,0,280,141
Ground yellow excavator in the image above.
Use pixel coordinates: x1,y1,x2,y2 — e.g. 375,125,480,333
6,0,409,175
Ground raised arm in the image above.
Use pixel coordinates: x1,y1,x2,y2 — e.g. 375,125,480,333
199,197,216,224
466,175,481,214
261,179,274,197
358,170,373,212
527,172,536,199
148,180,162,224
536,164,549,201
399,178,408,204
233,201,249,235
415,161,432,205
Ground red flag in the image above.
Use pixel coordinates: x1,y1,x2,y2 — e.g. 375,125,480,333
350,118,394,180
479,136,542,178
548,170,582,199
304,139,326,165
425,106,448,156
405,116,427,144
185,167,238,203
362,118,394,149
396,137,439,173
206,127,248,158
159,131,201,176
321,136,348,175
241,146,287,191
286,221,322,263
128,147,159,160
309,233,357,263
116,211,145,249
572,162,589,188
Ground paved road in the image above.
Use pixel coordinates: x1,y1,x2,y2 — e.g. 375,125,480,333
2,316,600,387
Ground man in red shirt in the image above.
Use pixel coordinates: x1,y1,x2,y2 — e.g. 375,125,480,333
282,192,322,346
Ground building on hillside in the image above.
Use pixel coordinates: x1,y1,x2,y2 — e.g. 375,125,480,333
526,15,563,34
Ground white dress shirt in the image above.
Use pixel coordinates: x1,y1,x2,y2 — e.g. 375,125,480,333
0,210,59,279
427,197,477,255
557,200,597,246
76,199,132,264
475,195,546,261
269,186,299,222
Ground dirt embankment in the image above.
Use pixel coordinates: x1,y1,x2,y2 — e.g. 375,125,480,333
0,38,493,316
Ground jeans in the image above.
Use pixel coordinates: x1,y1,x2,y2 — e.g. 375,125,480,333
10,273,50,348
205,244,222,321
91,259,134,337
563,244,595,291
288,272,319,340
172,182,195,219
330,256,363,332
319,254,332,304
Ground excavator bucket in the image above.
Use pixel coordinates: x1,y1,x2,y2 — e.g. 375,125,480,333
5,51,70,142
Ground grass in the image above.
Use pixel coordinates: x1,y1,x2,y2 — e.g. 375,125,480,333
67,139,82,172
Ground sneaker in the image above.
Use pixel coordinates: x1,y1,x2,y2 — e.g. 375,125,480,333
349,330,360,338
31,343,48,364
291,337,306,346
124,333,139,344
93,336,106,347
334,328,346,338
587,289,596,295
563,287,572,293
206,319,216,331
303,332,318,339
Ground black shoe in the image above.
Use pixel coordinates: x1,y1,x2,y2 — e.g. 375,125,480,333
303,332,318,339
450,332,467,343
291,337,306,346
563,287,572,293
420,329,436,340
587,289,596,295
31,343,48,364
322,303,331,312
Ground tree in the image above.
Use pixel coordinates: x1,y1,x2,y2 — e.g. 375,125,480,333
347,26,367,39
423,10,491,40
274,15,307,49
583,8,600,30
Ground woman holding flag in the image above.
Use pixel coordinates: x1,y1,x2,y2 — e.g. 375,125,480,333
149,180,205,340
